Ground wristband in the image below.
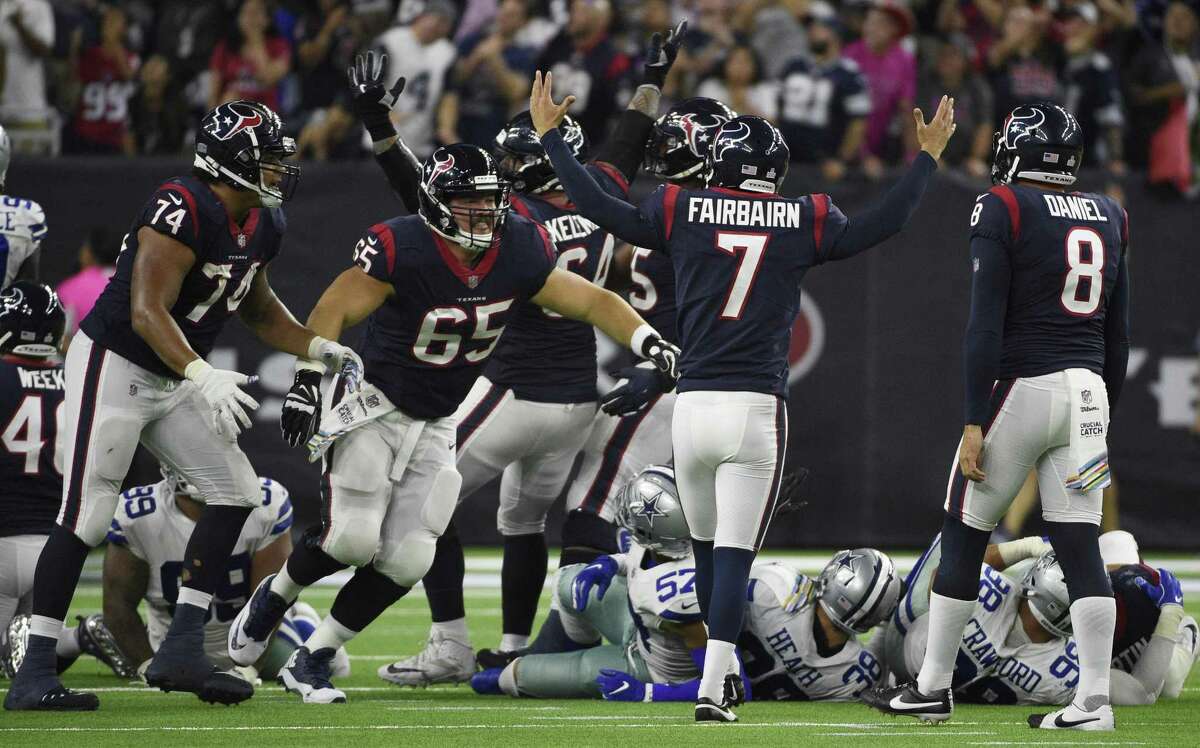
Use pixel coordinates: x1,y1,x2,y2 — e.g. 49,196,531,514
1155,604,1185,638
630,324,657,357
184,358,212,382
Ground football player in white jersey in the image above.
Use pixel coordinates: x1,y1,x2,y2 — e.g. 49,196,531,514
881,531,1197,710
595,549,902,706
470,465,705,699
0,125,47,286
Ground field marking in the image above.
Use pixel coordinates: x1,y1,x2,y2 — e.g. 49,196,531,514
816,732,995,738
0,722,1000,734
385,705,564,712
966,743,1146,746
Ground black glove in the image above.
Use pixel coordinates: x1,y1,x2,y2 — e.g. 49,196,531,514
642,20,687,89
635,332,680,382
773,467,811,517
600,364,674,417
347,50,407,142
281,369,322,448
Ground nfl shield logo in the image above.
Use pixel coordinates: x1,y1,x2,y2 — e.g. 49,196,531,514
237,233,247,248
1081,390,1093,405
467,275,479,289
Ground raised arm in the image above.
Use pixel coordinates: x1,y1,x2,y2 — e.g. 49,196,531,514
348,51,422,213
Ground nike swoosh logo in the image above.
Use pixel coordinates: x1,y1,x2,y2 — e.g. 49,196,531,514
890,694,943,710
386,665,420,674
680,601,699,610
1054,715,1101,728
609,682,629,695
230,629,245,650
168,193,183,205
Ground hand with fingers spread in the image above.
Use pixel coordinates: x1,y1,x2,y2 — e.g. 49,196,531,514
185,359,260,441
643,20,687,88
348,50,407,142
913,94,957,162
530,70,577,138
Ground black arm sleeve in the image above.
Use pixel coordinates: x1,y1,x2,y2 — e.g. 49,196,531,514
374,140,422,214
826,152,938,261
963,234,1011,425
543,128,662,249
593,109,655,185
1103,251,1131,413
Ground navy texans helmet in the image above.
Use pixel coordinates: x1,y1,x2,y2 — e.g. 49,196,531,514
195,100,299,208
645,97,736,182
418,144,512,253
0,281,65,357
706,115,790,194
493,111,588,195
991,102,1084,186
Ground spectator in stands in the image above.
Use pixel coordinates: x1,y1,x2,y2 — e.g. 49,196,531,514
1062,3,1126,177
916,34,992,177
741,0,811,81
535,0,630,143
152,0,224,91
65,4,139,156
697,42,777,121
439,0,539,149
130,55,188,156
986,5,1062,125
676,0,738,92
295,0,365,160
374,0,458,159
0,0,54,131
845,1,917,176
208,0,293,112
57,226,119,343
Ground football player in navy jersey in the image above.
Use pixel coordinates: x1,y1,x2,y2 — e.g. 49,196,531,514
228,142,678,704
532,71,956,721
4,101,364,712
864,103,1130,732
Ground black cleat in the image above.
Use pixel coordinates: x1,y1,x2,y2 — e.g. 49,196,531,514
4,677,98,711
695,695,738,723
1,613,31,677
475,648,520,670
229,574,293,667
76,614,137,678
145,651,253,705
724,673,745,707
861,682,953,724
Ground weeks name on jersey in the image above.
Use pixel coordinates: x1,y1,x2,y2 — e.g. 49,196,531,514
686,197,804,229
16,367,65,390
1041,194,1109,222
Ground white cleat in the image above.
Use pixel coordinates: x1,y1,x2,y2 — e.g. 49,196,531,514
377,631,475,687
229,574,292,667
330,646,352,679
1028,701,1115,731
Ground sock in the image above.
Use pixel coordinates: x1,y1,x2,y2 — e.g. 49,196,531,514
916,591,976,694
179,505,253,594
306,615,358,652
699,639,736,702
501,533,547,637
691,538,714,621
328,564,409,632
498,660,520,696
1070,596,1116,709
284,526,349,587
932,514,992,600
423,523,466,622
431,617,469,644
270,565,304,602
23,615,66,677
56,626,82,659
154,598,209,658
707,547,755,643
31,526,91,623
500,633,529,652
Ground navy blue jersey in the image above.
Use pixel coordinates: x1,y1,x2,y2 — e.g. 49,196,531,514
1109,564,1163,673
970,184,1127,382
81,175,285,379
353,213,556,420
628,243,678,345
638,184,851,396
484,163,628,403
0,358,65,537
777,57,872,162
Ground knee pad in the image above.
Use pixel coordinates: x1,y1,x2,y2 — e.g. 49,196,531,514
320,514,382,568
421,468,462,535
559,509,619,566
498,499,553,537
373,468,462,587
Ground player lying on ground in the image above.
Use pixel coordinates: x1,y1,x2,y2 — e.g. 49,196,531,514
878,531,1197,709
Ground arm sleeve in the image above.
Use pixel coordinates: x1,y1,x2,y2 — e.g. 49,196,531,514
1103,249,1130,414
963,234,1011,425
373,141,423,214
821,152,937,261
542,128,663,249
593,109,655,185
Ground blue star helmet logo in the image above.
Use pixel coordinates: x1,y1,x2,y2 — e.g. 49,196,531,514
835,550,865,579
635,489,669,528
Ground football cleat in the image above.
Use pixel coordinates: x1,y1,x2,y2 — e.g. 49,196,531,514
76,614,138,678
861,682,953,724
1028,701,1115,731
470,667,505,695
724,673,745,707
145,647,254,705
278,647,346,704
377,630,474,687
1,613,31,677
475,648,520,670
229,574,292,667
695,695,737,723
3,679,98,711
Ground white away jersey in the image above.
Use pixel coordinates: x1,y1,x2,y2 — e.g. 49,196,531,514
0,195,45,287
624,544,702,683
106,477,291,666
738,563,884,701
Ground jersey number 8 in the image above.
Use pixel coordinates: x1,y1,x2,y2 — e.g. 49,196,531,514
1060,227,1105,316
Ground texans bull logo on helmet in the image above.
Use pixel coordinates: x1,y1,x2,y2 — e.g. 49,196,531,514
712,120,752,163
205,103,265,142
427,151,456,185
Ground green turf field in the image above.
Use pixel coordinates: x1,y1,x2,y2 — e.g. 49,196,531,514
3,549,1199,746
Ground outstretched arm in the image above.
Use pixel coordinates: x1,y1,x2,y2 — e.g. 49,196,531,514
348,51,422,213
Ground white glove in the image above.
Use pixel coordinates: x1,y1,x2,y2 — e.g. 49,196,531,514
307,336,364,391
184,359,260,440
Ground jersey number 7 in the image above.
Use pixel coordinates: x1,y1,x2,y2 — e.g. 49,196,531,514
715,232,770,320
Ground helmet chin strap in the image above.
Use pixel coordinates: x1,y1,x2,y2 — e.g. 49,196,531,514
195,153,284,207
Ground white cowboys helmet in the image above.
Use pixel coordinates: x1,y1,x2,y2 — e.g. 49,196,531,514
1021,551,1073,638
615,464,691,558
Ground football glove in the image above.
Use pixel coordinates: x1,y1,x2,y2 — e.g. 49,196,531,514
184,359,259,440
632,325,680,381
348,50,407,142
597,669,649,701
1134,568,1185,608
600,363,674,417
308,336,364,392
642,20,687,89
281,368,323,448
571,555,620,612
